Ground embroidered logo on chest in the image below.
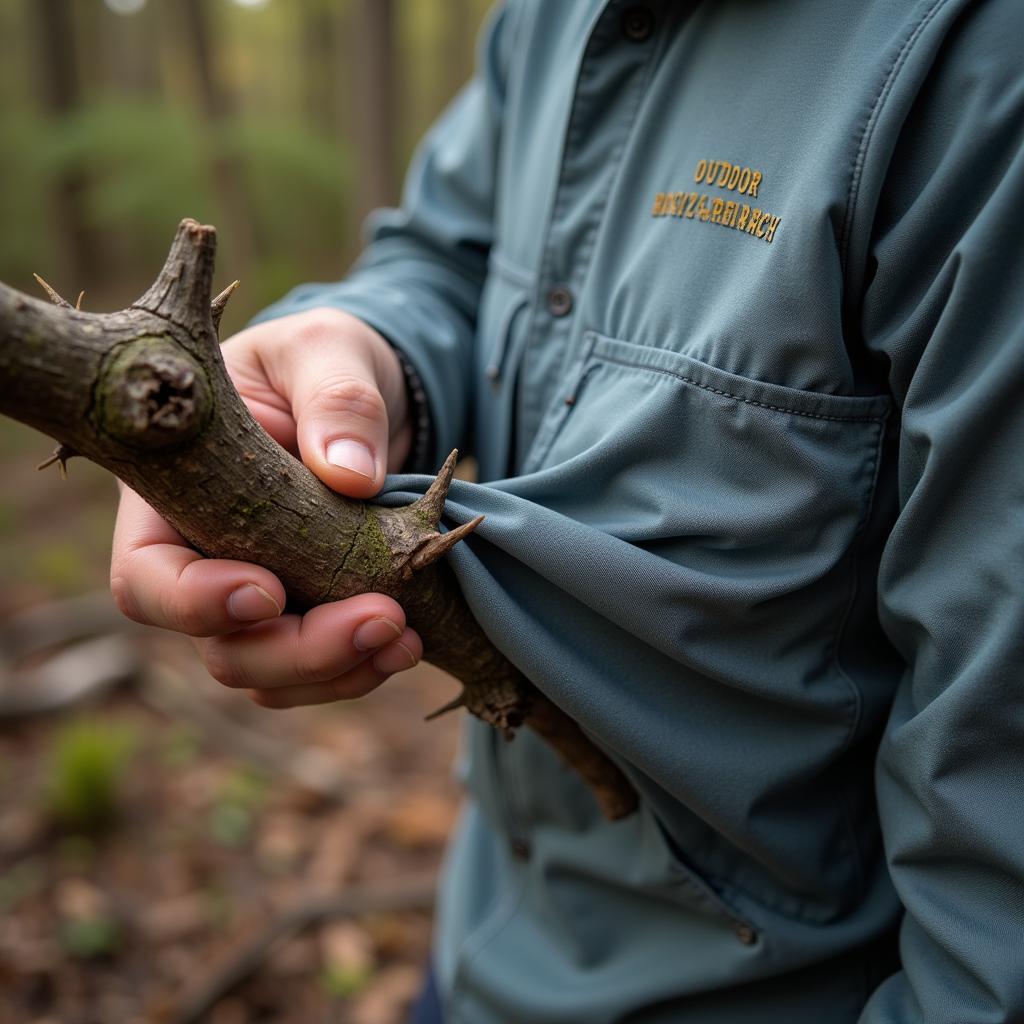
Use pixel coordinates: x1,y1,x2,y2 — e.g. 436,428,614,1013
651,160,782,244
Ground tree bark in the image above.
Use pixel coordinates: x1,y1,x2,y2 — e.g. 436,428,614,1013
0,220,637,821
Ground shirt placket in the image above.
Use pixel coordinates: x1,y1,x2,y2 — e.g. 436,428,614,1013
516,0,668,475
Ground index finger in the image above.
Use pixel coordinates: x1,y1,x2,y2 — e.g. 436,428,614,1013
110,487,286,637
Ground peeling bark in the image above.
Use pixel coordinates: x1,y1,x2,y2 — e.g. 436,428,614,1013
0,219,638,821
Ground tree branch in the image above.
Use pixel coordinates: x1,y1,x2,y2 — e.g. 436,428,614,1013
0,219,637,821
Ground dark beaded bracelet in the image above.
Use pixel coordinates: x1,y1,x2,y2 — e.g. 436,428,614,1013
393,347,435,475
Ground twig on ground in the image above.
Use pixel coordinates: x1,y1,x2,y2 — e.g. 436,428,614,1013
173,873,437,1024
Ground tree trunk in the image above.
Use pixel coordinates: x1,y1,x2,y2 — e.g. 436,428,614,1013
352,0,398,225
0,220,637,821
26,0,102,293
301,0,341,138
442,0,475,106
173,0,259,277
102,1,162,98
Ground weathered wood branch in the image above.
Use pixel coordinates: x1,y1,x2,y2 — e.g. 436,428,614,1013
0,219,636,820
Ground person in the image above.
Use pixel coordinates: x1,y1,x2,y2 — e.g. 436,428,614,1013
110,1,1024,1021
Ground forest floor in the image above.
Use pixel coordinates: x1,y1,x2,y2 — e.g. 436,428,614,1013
0,419,463,1024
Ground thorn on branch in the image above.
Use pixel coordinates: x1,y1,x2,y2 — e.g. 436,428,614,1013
410,515,484,572
410,449,460,526
37,444,78,479
133,218,218,338
75,291,84,310
32,273,73,309
210,280,240,332
424,691,467,721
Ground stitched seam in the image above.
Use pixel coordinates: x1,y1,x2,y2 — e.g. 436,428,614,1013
488,250,535,289
825,417,889,900
489,0,530,252
520,2,663,472
828,418,888,757
839,0,954,276
511,4,609,468
556,5,670,386
527,360,601,470
596,353,890,423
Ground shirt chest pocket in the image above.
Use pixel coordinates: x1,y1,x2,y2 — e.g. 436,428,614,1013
532,331,890,564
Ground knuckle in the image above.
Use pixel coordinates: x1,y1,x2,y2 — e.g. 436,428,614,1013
110,576,146,625
158,590,206,637
328,676,353,703
311,374,386,423
292,307,349,339
248,689,280,709
280,311,349,358
203,642,244,689
295,649,335,686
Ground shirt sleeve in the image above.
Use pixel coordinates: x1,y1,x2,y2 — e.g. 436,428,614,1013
250,1,519,469
858,3,1024,1020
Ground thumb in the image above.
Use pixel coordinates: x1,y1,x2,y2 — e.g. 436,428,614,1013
294,370,391,499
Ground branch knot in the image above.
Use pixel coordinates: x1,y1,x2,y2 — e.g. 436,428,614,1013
96,337,211,449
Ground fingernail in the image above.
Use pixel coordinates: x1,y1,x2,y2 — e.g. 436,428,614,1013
373,640,419,674
227,584,281,622
325,438,376,479
353,617,403,651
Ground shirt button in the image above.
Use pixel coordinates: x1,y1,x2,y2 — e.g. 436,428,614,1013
546,285,574,317
734,924,757,946
510,837,532,861
622,6,655,43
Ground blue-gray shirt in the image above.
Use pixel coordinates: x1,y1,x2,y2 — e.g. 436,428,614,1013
255,1,1024,1020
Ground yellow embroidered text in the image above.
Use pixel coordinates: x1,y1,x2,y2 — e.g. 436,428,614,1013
651,191,782,244
694,160,762,197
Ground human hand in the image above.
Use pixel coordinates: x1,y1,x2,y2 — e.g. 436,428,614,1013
110,307,422,707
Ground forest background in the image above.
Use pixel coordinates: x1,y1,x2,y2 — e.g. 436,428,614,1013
0,2,491,1021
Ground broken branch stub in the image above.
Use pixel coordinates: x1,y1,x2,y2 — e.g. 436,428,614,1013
0,218,637,821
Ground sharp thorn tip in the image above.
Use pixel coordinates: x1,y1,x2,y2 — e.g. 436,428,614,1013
32,273,72,308
211,280,240,330
424,693,467,721
37,444,76,477
409,515,484,571
411,449,461,524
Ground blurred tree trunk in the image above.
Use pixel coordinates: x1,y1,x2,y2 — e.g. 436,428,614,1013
180,0,228,121
26,0,101,292
302,0,341,138
443,0,474,104
175,0,258,277
104,2,162,97
352,0,398,227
